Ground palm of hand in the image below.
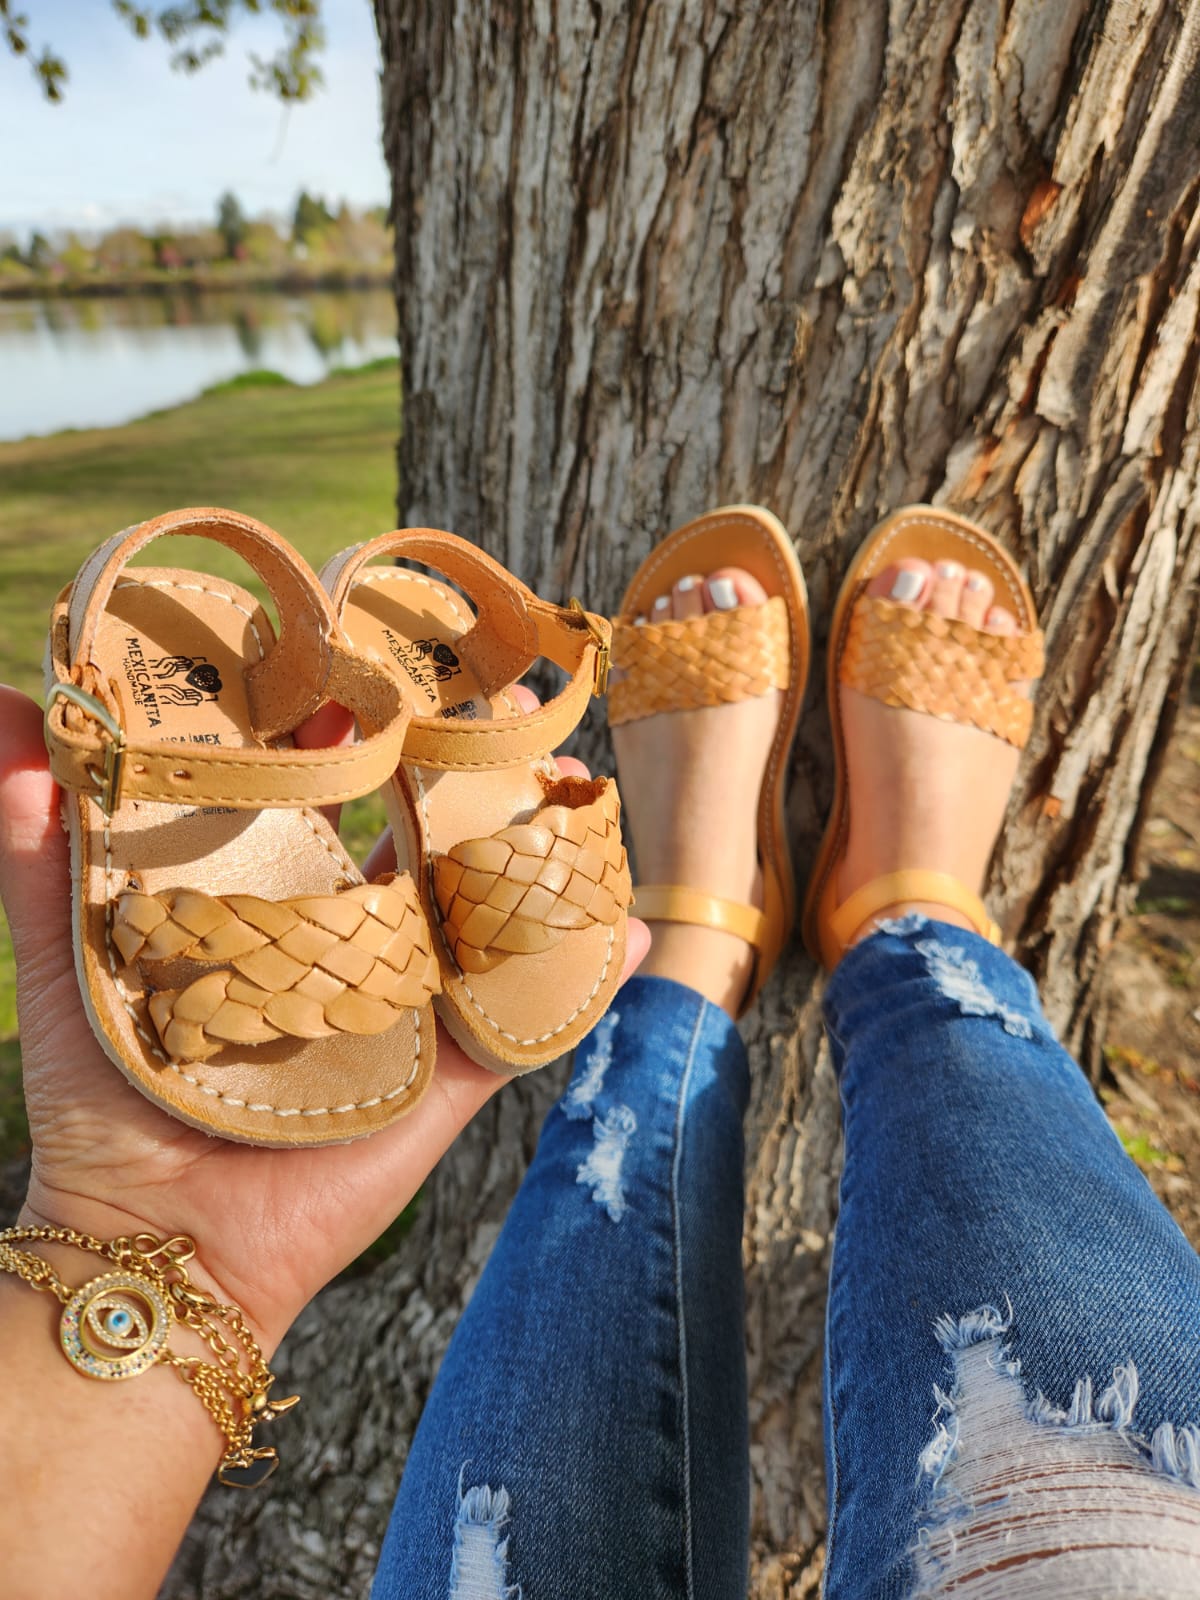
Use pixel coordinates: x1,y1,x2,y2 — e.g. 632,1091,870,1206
1,687,501,1345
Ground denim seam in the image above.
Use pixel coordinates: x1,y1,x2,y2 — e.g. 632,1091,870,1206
671,997,707,1600
822,1166,846,1592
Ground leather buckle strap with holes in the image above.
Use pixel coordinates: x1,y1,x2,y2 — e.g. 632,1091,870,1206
45,683,127,815
44,658,413,815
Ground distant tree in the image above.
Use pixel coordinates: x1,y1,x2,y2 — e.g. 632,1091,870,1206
2,0,325,103
94,227,154,273
24,231,54,270
216,190,247,259
240,218,290,271
329,203,390,265
57,233,95,275
291,188,333,248
171,228,225,269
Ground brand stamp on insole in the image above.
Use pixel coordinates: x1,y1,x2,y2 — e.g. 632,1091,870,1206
120,637,223,728
381,628,463,704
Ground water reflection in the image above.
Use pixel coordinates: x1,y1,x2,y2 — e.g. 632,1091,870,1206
0,288,398,441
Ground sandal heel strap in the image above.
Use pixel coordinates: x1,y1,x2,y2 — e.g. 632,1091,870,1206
828,871,1000,953
632,885,766,951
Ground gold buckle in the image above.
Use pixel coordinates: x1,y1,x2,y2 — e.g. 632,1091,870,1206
45,683,127,815
567,597,611,697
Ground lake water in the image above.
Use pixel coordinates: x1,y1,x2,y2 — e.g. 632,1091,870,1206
0,288,398,443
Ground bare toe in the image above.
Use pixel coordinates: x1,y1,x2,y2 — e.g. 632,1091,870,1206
673,575,705,619
929,559,966,619
984,604,1017,635
651,592,672,623
866,558,932,609
704,566,769,612
960,570,994,629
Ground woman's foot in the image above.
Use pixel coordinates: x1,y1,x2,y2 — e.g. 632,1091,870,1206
837,557,1031,949
612,569,777,1017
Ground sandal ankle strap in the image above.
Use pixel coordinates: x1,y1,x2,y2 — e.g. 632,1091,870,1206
46,507,413,813
322,529,611,771
828,870,1000,952
632,885,767,952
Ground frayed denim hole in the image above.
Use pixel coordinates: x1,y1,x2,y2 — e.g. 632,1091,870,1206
575,1103,636,1222
562,1010,619,1122
874,912,932,938
450,1470,521,1600
910,1307,1200,1599
915,938,1035,1039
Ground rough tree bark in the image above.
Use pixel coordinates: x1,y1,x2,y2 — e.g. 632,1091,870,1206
165,2,1200,1594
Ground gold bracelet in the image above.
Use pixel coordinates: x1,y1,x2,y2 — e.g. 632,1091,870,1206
0,1225,298,1487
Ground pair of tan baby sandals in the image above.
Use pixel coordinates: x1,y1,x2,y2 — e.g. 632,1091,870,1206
46,507,629,1146
45,502,1041,1148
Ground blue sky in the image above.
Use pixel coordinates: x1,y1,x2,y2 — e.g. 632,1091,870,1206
1,0,389,236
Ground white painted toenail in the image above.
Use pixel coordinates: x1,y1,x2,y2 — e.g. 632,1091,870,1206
677,575,698,592
966,574,989,592
936,561,963,581
891,569,924,603
653,596,670,612
634,615,647,626
709,577,739,611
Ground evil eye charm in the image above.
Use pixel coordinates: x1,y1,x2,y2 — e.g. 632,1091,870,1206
59,1271,170,1380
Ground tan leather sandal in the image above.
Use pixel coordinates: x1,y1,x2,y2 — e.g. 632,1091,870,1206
45,507,441,1146
802,504,1045,970
322,530,632,1075
608,505,811,1015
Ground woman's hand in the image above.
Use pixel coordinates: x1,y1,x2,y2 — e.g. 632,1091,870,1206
0,684,648,1352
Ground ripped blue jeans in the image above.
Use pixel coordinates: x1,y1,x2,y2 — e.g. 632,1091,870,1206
371,924,1200,1599
825,918,1200,1598
372,974,750,1599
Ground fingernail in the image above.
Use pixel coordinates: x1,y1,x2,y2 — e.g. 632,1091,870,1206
936,560,963,581
708,577,739,611
966,573,988,592
890,569,924,603
677,575,698,593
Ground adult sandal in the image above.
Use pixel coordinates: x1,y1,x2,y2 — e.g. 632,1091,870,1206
608,505,811,1015
322,530,632,1074
45,507,440,1146
802,504,1045,970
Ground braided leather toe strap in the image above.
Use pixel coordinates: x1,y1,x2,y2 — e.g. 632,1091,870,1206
841,597,1045,749
432,776,632,974
609,598,790,726
113,877,440,1063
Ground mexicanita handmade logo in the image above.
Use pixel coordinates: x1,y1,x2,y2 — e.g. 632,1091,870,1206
121,638,224,727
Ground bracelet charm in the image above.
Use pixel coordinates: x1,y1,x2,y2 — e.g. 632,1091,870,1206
60,1271,170,1379
0,1225,296,1487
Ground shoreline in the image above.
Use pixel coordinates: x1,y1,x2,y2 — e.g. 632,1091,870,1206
0,266,393,302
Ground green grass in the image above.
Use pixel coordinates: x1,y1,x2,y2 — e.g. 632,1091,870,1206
0,364,403,1161
200,367,297,397
0,362,401,698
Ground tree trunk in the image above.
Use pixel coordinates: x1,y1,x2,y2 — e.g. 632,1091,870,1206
164,2,1200,1593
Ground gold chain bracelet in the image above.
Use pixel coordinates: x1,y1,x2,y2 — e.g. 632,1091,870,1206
0,1225,298,1487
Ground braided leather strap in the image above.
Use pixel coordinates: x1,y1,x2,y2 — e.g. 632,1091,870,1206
609,598,789,726
432,777,632,974
841,597,1044,749
113,877,440,1063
